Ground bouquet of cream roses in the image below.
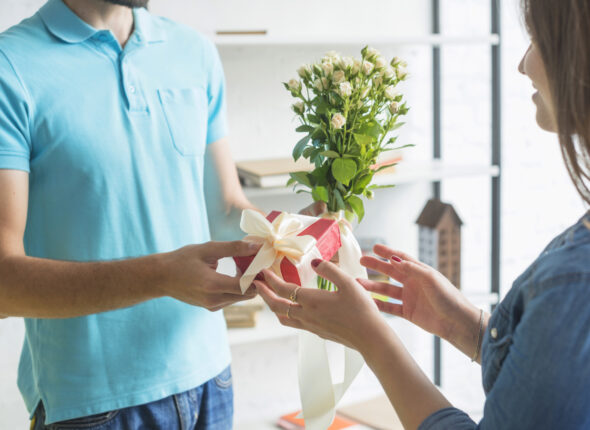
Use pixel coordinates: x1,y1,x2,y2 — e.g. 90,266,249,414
285,46,410,223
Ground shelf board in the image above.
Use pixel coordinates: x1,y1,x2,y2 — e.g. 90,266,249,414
228,309,297,346
243,160,500,198
215,33,500,47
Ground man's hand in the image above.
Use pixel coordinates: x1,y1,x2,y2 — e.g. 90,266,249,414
159,240,260,311
299,201,327,217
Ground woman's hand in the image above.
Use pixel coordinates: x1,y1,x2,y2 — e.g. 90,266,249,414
255,260,390,354
360,244,486,359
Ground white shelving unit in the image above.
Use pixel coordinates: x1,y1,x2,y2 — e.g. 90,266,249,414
214,33,499,47
242,160,500,198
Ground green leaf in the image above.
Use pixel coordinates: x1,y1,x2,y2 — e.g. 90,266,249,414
320,150,340,158
360,121,384,138
390,122,406,131
311,127,327,140
307,114,320,123
333,189,346,211
331,158,357,186
302,146,315,158
312,186,329,203
310,148,323,165
391,143,416,150
373,162,398,173
311,164,330,186
293,135,311,161
296,124,315,133
316,97,330,114
353,174,373,193
353,133,373,146
289,171,312,187
286,177,297,187
369,184,396,190
347,195,365,222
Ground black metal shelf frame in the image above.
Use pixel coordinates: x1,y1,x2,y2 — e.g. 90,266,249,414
430,0,501,387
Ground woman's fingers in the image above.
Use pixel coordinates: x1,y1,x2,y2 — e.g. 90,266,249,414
255,280,302,319
374,299,403,317
373,244,421,265
311,260,355,291
357,278,403,301
360,255,405,282
261,269,319,307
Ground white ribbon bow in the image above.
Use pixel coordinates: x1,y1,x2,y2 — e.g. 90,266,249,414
238,210,317,293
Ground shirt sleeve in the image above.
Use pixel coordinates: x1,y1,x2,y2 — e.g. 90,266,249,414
419,278,590,430
0,49,32,172
205,40,228,145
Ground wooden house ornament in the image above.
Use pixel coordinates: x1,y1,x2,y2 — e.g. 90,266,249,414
416,199,463,289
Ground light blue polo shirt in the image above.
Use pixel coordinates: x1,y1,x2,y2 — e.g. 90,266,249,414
0,0,231,424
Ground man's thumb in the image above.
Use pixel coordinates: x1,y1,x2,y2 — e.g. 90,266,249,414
207,240,261,259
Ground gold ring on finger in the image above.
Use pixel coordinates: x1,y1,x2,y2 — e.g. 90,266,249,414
289,286,302,303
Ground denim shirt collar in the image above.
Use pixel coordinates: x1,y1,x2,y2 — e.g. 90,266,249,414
38,0,165,45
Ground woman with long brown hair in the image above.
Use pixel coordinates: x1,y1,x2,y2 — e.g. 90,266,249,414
257,0,590,428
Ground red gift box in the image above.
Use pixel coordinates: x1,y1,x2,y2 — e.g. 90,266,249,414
234,211,342,286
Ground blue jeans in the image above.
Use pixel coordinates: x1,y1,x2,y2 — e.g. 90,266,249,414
32,366,233,430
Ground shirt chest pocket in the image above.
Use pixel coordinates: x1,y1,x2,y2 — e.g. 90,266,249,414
481,306,513,394
157,87,208,157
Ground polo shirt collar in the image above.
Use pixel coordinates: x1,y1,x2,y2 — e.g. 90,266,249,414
133,7,166,43
38,0,166,45
39,0,98,43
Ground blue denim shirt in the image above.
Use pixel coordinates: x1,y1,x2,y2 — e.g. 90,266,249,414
419,211,590,430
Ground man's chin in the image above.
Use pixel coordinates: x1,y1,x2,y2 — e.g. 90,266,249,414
101,0,149,7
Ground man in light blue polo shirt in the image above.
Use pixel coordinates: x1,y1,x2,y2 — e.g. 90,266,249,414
0,0,301,428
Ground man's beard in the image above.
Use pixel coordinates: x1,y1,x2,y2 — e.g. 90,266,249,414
101,0,149,7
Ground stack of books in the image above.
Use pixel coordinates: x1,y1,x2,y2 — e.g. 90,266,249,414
223,297,264,328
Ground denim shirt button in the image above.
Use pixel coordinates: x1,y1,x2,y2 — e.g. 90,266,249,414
491,327,498,339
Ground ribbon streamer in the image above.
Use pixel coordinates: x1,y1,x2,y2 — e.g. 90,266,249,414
297,212,366,430
237,210,366,430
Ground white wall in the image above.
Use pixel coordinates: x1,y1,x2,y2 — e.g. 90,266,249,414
0,0,587,428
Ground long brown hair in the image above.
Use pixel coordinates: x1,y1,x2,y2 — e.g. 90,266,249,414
522,0,590,205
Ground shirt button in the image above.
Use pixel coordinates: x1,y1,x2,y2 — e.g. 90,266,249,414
129,86,136,94
490,327,498,339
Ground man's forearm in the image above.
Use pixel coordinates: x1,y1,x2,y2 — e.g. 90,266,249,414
0,253,165,318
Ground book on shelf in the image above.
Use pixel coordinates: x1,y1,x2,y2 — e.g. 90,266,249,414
236,153,402,189
277,411,360,430
223,296,264,328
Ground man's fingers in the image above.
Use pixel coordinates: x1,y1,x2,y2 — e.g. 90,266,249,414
206,240,261,259
205,272,247,294
299,201,327,217
357,278,403,301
